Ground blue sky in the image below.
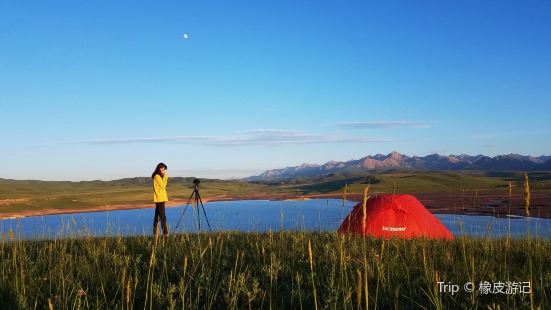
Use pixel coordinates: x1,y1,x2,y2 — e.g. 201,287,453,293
1,1,550,180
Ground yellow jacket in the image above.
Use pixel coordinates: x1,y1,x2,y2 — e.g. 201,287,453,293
153,174,168,202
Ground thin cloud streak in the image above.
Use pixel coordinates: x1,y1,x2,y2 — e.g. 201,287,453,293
172,168,266,179
73,129,392,146
469,130,549,140
336,121,430,129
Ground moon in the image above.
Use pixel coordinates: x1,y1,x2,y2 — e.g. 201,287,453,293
183,33,189,40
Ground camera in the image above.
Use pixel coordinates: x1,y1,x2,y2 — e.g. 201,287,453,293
193,178,200,188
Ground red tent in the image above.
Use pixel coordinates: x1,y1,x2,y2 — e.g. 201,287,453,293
338,194,454,239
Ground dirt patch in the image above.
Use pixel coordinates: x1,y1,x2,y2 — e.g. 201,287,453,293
0,198,32,206
343,191,551,219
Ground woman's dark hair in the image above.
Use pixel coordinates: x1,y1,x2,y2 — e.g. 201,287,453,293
151,163,168,179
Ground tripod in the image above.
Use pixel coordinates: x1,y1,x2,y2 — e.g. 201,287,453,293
174,179,212,232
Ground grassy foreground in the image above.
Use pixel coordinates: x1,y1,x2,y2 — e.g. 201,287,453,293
1,232,550,309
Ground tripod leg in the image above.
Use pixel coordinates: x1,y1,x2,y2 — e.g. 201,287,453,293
195,194,201,231
196,191,212,232
174,190,196,232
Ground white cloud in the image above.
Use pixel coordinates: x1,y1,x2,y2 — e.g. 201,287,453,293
171,168,266,179
237,129,304,135
74,129,392,146
336,121,430,129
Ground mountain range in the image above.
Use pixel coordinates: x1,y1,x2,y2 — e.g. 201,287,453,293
247,152,551,180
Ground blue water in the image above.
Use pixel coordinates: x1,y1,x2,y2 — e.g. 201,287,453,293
0,199,354,239
1,199,550,240
436,214,551,238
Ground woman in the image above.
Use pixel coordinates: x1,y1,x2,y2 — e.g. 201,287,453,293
152,162,169,237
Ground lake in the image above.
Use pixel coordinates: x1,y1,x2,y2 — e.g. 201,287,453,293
1,199,551,240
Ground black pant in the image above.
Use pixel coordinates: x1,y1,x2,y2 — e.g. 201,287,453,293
153,202,169,235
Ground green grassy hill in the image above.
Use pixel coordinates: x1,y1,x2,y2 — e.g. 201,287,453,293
0,177,285,214
1,171,550,215
268,171,551,194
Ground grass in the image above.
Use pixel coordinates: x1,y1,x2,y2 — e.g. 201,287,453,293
1,231,550,309
2,171,550,216
0,177,287,214
296,171,551,195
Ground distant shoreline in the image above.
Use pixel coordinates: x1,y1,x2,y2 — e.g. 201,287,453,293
0,193,329,220
1,192,551,220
